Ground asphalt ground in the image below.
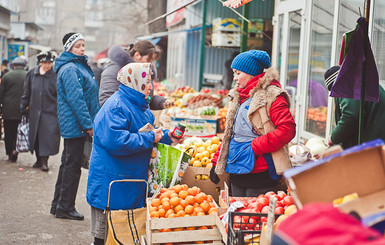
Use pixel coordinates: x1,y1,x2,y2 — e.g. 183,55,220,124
0,139,92,244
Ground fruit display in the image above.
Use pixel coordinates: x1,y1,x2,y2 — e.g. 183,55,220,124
185,94,223,109
149,185,218,219
333,192,358,206
170,86,196,98
175,136,220,169
220,191,297,233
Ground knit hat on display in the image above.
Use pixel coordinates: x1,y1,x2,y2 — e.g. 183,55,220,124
37,51,55,63
117,63,152,95
62,32,85,52
324,66,340,91
231,50,271,76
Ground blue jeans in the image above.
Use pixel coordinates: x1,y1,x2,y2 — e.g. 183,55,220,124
51,137,85,211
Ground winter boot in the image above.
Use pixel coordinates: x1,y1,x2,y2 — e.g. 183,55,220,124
41,156,49,172
32,156,42,168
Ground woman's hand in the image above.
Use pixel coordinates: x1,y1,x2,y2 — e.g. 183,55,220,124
153,128,164,143
168,132,184,144
162,99,174,109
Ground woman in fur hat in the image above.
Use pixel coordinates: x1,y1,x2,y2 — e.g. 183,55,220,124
210,50,296,197
20,51,60,172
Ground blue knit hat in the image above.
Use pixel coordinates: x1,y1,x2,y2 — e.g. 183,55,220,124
231,50,271,76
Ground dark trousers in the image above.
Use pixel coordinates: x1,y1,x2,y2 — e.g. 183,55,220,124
3,119,20,155
51,137,85,211
231,183,278,197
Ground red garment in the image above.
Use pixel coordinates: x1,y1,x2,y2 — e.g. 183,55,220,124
211,79,296,174
237,72,264,104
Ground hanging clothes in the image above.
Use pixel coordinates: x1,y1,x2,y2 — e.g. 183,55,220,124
331,17,379,102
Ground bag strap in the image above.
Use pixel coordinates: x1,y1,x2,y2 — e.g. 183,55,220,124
127,210,141,245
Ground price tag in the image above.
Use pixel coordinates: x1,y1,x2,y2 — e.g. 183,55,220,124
224,182,229,207
266,196,277,241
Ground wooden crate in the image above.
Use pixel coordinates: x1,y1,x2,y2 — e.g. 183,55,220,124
146,199,226,244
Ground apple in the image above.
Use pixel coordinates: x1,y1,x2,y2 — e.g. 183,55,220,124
283,196,294,206
257,197,269,207
261,206,269,213
275,201,284,208
275,207,284,214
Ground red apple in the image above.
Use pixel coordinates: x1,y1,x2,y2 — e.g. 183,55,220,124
257,197,269,207
283,196,294,206
275,207,285,214
261,206,269,213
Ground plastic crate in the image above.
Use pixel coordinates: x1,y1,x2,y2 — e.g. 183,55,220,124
227,211,281,245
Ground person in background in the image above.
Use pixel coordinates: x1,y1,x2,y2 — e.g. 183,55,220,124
20,51,60,172
324,66,385,149
51,32,100,220
98,40,173,109
0,57,28,162
1,59,9,78
209,50,296,197
87,63,182,245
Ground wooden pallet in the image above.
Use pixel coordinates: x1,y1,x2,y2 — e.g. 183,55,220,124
146,199,226,244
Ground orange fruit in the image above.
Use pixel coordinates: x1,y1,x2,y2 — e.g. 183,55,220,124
185,195,195,205
198,226,208,230
176,210,186,217
180,199,188,208
150,211,159,218
200,201,210,213
208,207,217,215
170,193,179,198
160,188,168,193
194,207,204,213
185,205,194,214
158,208,166,217
195,193,207,204
165,209,174,217
181,184,188,191
193,203,200,208
170,197,181,207
162,201,171,210
187,188,197,196
149,206,158,212
186,226,195,230
209,202,215,208
172,185,183,193
174,204,184,213
179,190,188,199
159,228,172,232
151,198,161,207
197,212,205,216
173,227,184,231
161,197,170,204
195,187,201,194
167,213,177,218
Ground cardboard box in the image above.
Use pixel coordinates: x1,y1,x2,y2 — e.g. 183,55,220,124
180,166,229,203
284,139,385,219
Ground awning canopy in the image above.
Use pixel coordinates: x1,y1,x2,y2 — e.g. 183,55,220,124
29,44,51,52
222,0,253,8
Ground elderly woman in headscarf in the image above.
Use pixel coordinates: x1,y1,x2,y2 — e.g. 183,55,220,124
86,63,182,245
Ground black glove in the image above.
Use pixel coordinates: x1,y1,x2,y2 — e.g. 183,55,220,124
209,165,220,184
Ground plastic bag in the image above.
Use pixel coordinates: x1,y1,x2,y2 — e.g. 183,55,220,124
148,143,191,195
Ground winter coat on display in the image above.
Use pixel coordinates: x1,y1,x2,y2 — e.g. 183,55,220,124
212,68,296,188
20,66,60,156
0,68,27,120
331,85,385,149
54,51,100,139
87,84,173,211
98,45,166,109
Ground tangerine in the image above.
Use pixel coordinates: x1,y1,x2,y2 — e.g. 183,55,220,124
176,210,185,217
187,188,197,196
185,205,194,214
158,208,166,217
174,204,184,213
150,211,159,218
151,198,161,207
180,199,188,208
161,197,170,204
162,201,171,210
185,195,195,205
170,197,181,207
149,206,158,212
179,190,188,199
200,202,210,213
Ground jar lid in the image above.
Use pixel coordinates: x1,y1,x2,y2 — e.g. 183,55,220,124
178,123,186,128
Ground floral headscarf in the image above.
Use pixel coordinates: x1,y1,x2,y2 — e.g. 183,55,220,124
117,63,152,94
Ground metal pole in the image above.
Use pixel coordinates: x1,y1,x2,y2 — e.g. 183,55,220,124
240,3,250,52
198,0,207,91
358,0,371,144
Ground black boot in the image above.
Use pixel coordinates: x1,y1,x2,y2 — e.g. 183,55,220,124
41,156,49,172
10,150,18,162
33,156,42,168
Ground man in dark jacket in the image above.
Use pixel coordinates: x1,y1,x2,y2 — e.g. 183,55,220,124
0,57,28,161
325,66,385,148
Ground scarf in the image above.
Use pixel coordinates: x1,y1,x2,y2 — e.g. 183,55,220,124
117,63,152,95
237,72,265,104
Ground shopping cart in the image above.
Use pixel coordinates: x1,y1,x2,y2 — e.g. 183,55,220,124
105,179,148,245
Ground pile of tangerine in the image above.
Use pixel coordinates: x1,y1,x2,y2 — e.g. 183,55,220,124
149,184,218,219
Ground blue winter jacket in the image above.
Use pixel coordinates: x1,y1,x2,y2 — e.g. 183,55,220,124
54,52,100,138
86,84,172,210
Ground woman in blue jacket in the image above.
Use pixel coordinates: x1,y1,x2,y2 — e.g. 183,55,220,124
51,33,100,221
87,62,181,245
